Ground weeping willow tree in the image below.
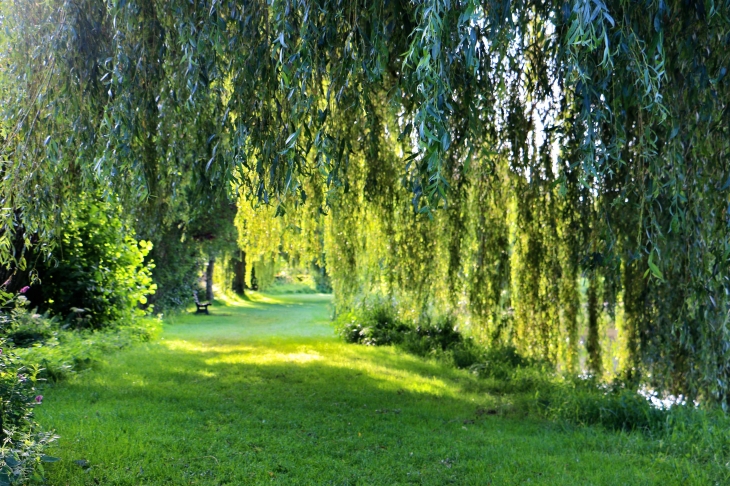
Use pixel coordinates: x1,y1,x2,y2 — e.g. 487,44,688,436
235,171,329,290
1,0,729,405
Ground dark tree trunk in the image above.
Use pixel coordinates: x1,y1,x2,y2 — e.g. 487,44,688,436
622,255,645,383
586,275,602,377
232,250,246,294
206,256,215,301
250,266,259,291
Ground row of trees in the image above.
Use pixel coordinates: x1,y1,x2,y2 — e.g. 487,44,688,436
1,0,729,407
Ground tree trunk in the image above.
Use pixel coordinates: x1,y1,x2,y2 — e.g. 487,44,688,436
622,256,645,382
206,256,215,301
586,275,602,377
232,251,246,294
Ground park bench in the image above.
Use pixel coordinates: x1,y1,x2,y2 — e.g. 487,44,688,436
193,291,210,315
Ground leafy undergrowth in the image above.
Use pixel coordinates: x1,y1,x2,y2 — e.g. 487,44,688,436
35,294,727,484
14,318,161,382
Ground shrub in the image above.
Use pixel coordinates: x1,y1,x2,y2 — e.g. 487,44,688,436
32,195,156,328
536,377,670,433
338,304,486,368
469,345,533,380
334,300,409,346
402,315,463,352
527,376,730,466
267,272,319,294
398,315,488,369
1,295,57,348
333,311,361,343
399,315,461,355
335,299,730,467
0,290,58,484
448,342,483,369
312,265,332,293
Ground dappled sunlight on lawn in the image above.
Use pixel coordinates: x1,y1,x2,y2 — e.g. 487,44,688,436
162,339,260,355
211,291,255,308
213,290,332,309
163,330,469,399
207,348,325,365
204,344,455,397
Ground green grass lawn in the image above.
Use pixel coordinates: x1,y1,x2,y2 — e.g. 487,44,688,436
35,293,720,485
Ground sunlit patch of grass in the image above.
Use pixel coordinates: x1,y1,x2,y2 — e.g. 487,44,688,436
205,348,324,366
34,294,726,485
210,290,253,308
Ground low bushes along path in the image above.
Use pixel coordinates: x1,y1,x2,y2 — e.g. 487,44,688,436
37,294,710,484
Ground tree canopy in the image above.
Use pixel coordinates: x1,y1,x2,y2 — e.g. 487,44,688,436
1,0,729,405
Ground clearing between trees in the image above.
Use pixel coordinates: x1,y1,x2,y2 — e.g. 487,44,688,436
36,294,713,485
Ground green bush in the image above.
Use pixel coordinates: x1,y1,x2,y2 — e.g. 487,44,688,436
532,377,730,465
401,315,461,352
15,318,161,382
449,343,483,369
540,380,667,433
1,295,57,348
337,304,485,368
267,276,318,295
312,265,332,293
0,289,160,483
0,288,162,484
469,345,534,380
399,315,472,360
334,300,409,346
0,290,59,484
32,195,156,328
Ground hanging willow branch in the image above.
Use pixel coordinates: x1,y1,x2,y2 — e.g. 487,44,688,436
1,0,730,404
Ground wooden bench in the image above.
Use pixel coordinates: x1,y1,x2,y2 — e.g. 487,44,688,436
193,291,210,315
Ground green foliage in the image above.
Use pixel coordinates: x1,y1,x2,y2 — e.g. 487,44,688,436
536,380,730,468
0,344,42,432
0,290,58,484
469,345,535,382
334,300,409,346
540,380,669,433
263,270,321,295
400,316,465,355
4,307,57,349
14,318,161,383
0,430,59,486
311,265,333,294
337,294,730,466
2,0,730,408
241,258,275,292
337,300,485,368
144,226,201,311
0,289,159,484
337,298,730,471
33,196,156,328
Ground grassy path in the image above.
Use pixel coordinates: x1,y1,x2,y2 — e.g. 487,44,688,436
37,294,710,485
